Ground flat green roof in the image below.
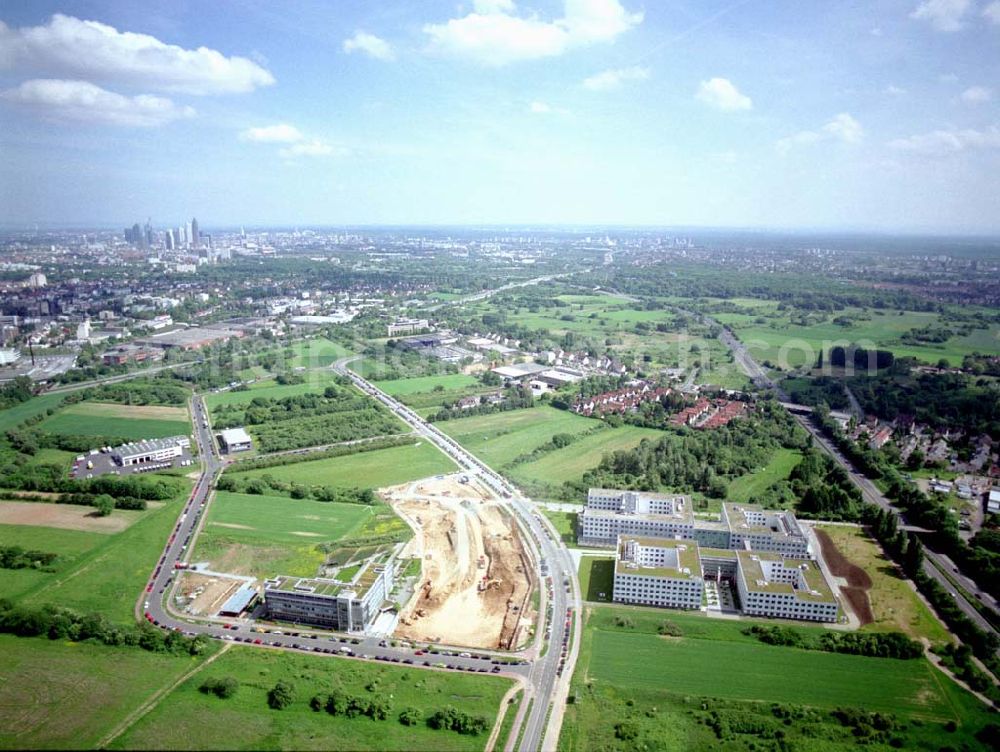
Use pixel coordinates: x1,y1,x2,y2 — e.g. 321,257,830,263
615,536,701,579
737,551,835,603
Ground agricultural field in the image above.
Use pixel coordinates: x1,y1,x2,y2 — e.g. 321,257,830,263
285,337,352,368
0,634,209,750
438,406,594,469
203,372,341,410
560,604,995,752
374,373,480,397
230,442,456,490
509,424,662,489
193,491,375,578
816,524,951,643
726,448,803,503
110,643,513,751
40,401,191,440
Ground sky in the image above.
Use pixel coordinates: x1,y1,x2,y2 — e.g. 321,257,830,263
0,0,999,232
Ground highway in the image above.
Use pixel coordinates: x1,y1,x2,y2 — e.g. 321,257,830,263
718,327,1000,637
334,356,583,752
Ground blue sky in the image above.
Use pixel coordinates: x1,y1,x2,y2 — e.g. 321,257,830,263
1,0,998,232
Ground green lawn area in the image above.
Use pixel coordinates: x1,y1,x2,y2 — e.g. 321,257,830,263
559,604,996,752
510,425,662,487
286,338,352,368
438,407,594,468
231,441,456,489
374,373,480,396
110,643,512,751
0,393,66,433
0,523,107,601
541,509,578,546
578,556,614,602
40,402,190,440
0,634,209,750
16,481,192,622
726,448,803,503
204,372,341,409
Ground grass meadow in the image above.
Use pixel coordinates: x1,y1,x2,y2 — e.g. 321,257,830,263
230,441,456,489
110,644,512,751
40,402,190,440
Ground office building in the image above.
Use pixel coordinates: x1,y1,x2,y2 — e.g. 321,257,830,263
217,427,253,453
112,436,191,467
612,536,703,609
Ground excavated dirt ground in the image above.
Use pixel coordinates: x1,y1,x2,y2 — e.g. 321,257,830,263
385,474,534,649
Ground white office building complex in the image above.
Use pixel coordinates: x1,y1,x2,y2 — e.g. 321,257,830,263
613,536,703,609
735,551,839,622
579,489,810,558
579,490,694,546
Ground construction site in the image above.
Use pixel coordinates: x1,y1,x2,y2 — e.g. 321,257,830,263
385,474,536,650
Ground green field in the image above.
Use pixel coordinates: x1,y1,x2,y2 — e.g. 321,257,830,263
0,393,66,433
15,483,192,621
194,491,375,578
374,373,480,396
41,402,190,440
541,509,578,545
206,492,372,544
510,425,662,487
726,448,803,503
723,307,1000,367
0,523,107,600
438,407,594,468
231,442,456,489
0,634,209,750
110,643,512,751
591,630,951,717
560,605,996,752
286,338,352,368
204,372,341,409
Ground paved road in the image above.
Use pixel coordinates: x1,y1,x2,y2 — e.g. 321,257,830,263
334,356,583,752
138,395,529,690
424,270,586,313
44,360,201,394
718,327,1000,636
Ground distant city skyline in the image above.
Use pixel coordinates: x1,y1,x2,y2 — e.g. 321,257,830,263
1,1,999,232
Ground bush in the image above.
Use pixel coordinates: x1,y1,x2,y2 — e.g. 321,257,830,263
399,707,423,726
199,676,239,699
267,681,295,710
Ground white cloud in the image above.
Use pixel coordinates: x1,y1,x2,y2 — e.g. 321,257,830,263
342,31,395,61
529,100,552,113
0,14,274,95
423,0,642,66
695,77,752,111
909,0,970,32
278,139,348,159
961,85,993,103
885,84,907,96
475,0,516,13
889,125,1000,156
778,113,864,152
1,78,194,126
983,1,1000,24
240,123,304,143
582,65,649,91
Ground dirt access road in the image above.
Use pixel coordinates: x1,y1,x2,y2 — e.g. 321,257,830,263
386,474,535,650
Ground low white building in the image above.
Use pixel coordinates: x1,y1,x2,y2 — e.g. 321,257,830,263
217,427,253,453
113,436,191,467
